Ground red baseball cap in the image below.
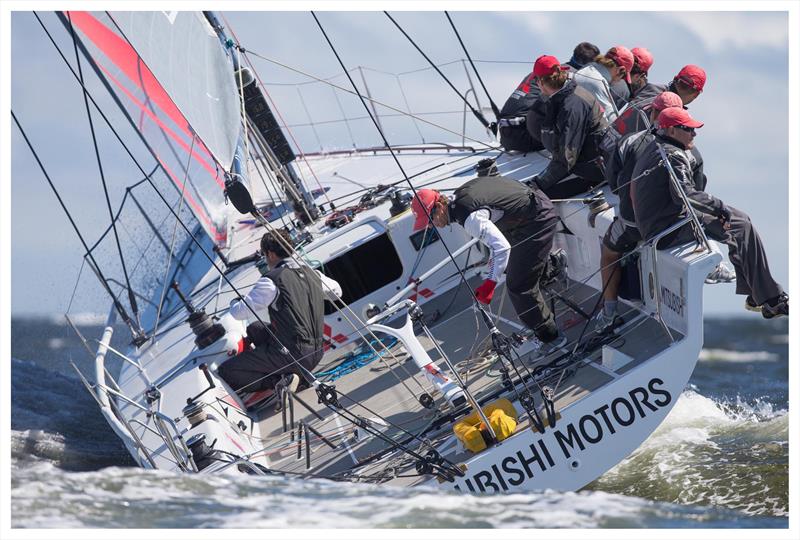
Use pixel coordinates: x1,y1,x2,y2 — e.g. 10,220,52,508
606,46,634,82
411,189,440,231
631,47,654,73
657,107,703,129
674,64,706,92
652,91,683,111
533,55,569,77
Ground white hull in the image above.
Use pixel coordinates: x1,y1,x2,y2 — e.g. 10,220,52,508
94,147,720,490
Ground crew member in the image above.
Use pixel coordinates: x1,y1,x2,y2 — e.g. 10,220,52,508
410,161,567,350
632,108,788,318
219,230,343,398
595,91,684,331
574,46,635,122
610,46,655,107
614,64,706,136
500,42,600,153
497,70,545,152
526,54,609,199
566,41,601,71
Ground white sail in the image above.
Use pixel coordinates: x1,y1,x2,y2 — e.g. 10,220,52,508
65,10,244,242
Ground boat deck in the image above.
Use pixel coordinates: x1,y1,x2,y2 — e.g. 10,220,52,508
252,274,679,484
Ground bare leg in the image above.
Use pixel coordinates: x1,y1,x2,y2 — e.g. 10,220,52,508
600,244,622,304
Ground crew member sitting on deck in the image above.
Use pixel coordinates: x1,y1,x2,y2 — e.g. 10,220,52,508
500,42,600,153
631,108,788,318
609,46,655,108
410,160,567,352
595,91,684,332
614,64,706,136
574,45,635,122
526,54,609,200
219,230,343,402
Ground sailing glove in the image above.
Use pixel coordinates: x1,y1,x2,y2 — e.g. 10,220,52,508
475,279,497,305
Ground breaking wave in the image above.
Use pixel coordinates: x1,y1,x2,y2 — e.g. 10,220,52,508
10,358,134,471
588,390,788,517
11,461,786,528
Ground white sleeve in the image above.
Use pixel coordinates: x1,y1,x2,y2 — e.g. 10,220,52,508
317,270,343,301
463,208,511,282
229,276,278,320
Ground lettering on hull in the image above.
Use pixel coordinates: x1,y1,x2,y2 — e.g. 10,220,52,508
452,377,672,493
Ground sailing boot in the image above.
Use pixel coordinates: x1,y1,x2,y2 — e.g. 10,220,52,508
762,293,789,319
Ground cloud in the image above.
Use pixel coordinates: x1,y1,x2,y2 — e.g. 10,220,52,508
657,12,787,52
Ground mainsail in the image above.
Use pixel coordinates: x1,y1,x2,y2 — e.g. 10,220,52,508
64,11,244,242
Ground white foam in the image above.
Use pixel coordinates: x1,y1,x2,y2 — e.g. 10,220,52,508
594,390,788,516
9,463,708,528
699,348,778,362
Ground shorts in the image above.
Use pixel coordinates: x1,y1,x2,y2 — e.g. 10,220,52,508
603,217,642,253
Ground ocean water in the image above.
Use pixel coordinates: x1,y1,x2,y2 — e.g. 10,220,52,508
9,316,789,528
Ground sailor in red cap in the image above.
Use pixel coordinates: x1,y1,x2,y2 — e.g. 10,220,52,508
629,47,655,97
608,46,655,109
615,64,708,136
499,43,600,154
594,92,684,332
631,108,788,318
574,45,634,121
525,54,609,199
410,160,568,349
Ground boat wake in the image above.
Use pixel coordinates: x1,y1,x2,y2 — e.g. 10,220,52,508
588,389,788,517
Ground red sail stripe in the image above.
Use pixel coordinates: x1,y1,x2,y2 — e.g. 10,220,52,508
66,12,224,188
93,59,224,189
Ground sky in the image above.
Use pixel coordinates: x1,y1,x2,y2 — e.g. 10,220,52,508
5,5,794,317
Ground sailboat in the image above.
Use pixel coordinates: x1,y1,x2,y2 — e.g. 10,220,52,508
13,10,724,493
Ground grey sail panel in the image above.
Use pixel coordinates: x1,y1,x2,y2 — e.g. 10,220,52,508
108,11,241,170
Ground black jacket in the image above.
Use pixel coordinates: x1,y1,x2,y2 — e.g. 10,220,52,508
607,128,655,222
499,72,542,119
529,79,609,190
499,73,546,152
611,81,676,137
632,134,728,240
266,263,326,367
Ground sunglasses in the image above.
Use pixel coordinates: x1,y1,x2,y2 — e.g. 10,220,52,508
675,125,696,135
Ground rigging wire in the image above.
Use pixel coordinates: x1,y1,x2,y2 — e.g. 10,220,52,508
151,136,196,345
311,11,492,320
11,110,139,337
65,12,143,334
383,11,495,135
35,13,306,368
240,48,495,150
444,11,501,121
218,12,335,210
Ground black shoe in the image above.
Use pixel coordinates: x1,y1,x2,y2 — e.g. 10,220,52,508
744,296,762,313
762,293,788,319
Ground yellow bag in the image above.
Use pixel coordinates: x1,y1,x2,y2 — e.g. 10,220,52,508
453,399,518,453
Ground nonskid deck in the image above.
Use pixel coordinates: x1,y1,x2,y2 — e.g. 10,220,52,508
254,275,677,484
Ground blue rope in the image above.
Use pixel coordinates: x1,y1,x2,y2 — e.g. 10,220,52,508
315,335,399,381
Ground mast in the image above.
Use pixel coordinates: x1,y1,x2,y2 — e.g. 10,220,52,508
204,11,320,225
